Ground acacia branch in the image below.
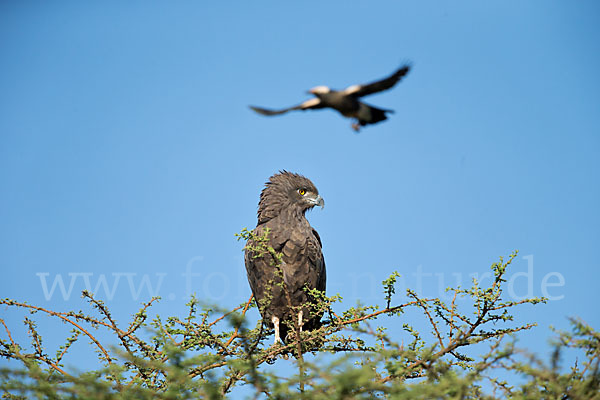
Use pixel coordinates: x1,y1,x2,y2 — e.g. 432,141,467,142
0,300,113,365
223,295,254,349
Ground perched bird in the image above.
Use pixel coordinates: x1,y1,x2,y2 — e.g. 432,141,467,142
244,171,326,344
250,64,411,131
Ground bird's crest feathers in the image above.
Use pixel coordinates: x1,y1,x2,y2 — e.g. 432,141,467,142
257,171,319,224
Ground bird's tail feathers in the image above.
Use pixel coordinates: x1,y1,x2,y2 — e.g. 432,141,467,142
362,104,393,125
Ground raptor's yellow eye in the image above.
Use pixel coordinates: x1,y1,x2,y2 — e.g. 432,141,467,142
298,189,306,196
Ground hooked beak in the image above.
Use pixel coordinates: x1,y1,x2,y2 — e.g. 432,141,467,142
311,194,325,209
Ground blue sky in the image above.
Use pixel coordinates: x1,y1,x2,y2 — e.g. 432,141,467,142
1,0,599,384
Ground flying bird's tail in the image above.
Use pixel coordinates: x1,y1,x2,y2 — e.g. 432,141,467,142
358,104,394,126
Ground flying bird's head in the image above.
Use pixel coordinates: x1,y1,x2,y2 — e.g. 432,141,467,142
308,86,331,96
257,171,324,224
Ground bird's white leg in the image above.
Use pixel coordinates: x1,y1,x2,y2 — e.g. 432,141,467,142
298,310,303,332
272,316,280,345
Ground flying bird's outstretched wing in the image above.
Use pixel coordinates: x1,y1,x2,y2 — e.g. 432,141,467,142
249,98,324,116
343,64,411,98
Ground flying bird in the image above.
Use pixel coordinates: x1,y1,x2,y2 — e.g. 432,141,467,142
244,171,326,344
250,64,411,131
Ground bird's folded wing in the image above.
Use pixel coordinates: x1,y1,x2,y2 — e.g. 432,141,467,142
249,98,323,116
343,64,411,97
